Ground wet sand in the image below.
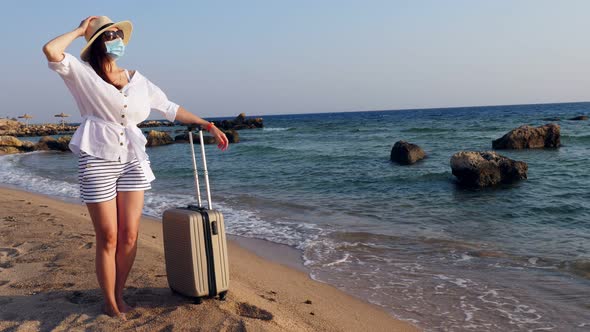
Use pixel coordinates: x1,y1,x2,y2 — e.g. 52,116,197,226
0,186,418,331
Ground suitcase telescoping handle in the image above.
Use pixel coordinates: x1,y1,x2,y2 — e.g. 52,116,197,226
187,126,213,210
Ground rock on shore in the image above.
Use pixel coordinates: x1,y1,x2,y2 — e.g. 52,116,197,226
1,113,263,137
0,119,77,137
390,141,426,165
492,124,560,149
0,127,241,154
0,135,71,154
138,120,176,128
0,135,32,154
146,130,174,147
0,119,21,132
450,151,528,187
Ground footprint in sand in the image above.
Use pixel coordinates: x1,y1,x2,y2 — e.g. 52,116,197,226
66,290,101,304
44,261,65,268
79,242,93,249
236,302,273,321
259,294,276,302
0,247,20,268
0,261,14,268
0,248,20,258
58,282,76,289
0,280,9,287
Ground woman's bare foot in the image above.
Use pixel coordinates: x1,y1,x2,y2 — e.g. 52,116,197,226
116,298,133,313
103,303,126,320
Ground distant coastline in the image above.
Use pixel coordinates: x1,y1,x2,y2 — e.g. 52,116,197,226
0,113,263,138
5,100,590,126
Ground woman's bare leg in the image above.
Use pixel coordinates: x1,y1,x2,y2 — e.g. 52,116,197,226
86,198,123,318
114,190,144,313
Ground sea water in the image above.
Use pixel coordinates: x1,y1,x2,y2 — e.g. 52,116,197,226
1,102,589,331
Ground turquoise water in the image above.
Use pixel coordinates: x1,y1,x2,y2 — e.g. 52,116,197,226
2,102,589,331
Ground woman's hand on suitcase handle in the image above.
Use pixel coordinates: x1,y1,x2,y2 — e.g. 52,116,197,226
210,126,229,151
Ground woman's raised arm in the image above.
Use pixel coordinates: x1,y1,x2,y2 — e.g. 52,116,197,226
43,16,97,62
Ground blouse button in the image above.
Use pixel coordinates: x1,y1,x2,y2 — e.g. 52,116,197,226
120,132,124,136
124,105,127,108
121,114,125,118
120,142,123,146
120,122,124,125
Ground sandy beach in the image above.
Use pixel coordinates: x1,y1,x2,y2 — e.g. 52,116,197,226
0,186,417,332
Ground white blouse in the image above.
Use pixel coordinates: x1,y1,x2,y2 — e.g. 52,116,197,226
48,53,180,182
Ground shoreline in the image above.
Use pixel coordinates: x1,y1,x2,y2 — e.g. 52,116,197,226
144,212,308,273
4,181,310,274
0,185,418,331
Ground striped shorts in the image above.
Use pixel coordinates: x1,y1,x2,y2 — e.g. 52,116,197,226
78,151,152,203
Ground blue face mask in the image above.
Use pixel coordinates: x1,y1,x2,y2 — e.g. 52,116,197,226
105,39,125,60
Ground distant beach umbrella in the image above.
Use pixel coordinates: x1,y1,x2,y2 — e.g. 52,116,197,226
54,112,70,128
17,113,33,126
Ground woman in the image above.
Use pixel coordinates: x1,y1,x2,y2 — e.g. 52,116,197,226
43,16,228,319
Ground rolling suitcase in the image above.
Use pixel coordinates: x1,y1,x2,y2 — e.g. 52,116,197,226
162,126,229,302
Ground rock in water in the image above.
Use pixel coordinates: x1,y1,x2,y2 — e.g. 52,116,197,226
390,141,426,165
35,136,71,151
569,115,588,121
173,132,216,144
492,124,560,149
0,136,36,154
223,129,240,143
0,135,24,148
0,135,24,154
218,113,264,130
450,151,528,187
146,130,173,147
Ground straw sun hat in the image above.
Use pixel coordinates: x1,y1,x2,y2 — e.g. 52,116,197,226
80,16,133,61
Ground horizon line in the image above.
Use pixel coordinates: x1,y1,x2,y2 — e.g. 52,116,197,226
4,100,589,125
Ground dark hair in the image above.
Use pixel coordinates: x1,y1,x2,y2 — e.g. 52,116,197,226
87,34,120,88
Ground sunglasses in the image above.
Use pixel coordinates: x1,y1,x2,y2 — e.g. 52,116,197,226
102,30,124,41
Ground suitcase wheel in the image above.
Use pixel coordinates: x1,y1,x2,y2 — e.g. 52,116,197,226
194,297,203,305
218,291,228,301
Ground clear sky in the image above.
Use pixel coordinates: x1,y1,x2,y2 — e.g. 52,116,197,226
2,0,590,123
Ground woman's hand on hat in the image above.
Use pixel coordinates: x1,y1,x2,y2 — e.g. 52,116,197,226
77,16,98,37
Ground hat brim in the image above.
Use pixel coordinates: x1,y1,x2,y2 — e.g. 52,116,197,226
80,21,133,62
